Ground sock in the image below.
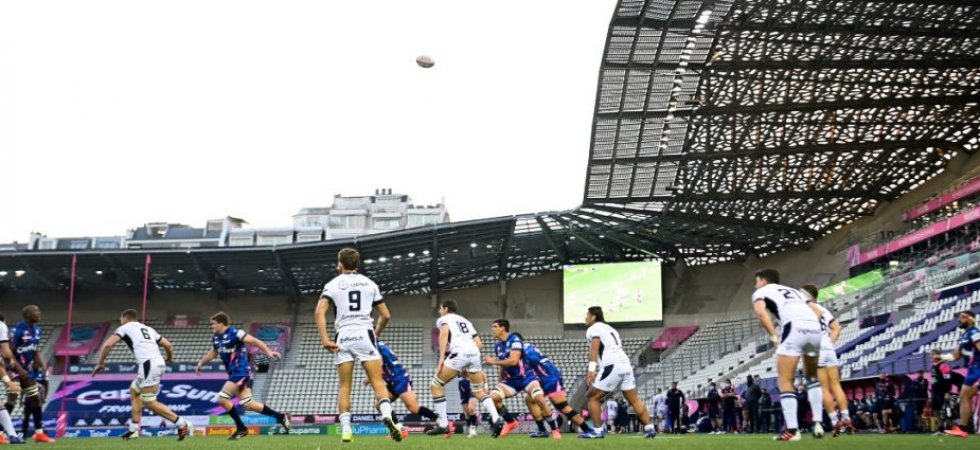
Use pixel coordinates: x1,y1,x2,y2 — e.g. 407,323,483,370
830,411,839,427
547,419,558,431
500,406,516,423
340,412,352,432
227,406,247,430
806,381,823,426
0,409,15,436
391,413,400,425
260,405,285,421
378,399,393,420
644,423,655,432
579,420,593,433
128,421,140,433
479,396,500,422
174,416,187,428
434,396,448,428
780,392,799,432
417,406,438,421
467,415,478,427
32,406,43,433
536,420,546,432
21,408,31,436
840,410,850,423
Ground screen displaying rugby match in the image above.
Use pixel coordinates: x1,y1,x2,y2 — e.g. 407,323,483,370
562,261,663,325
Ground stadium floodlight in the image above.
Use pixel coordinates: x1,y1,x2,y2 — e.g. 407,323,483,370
422,250,430,256
470,242,478,248
95,270,103,275
378,257,388,263
485,244,493,249
365,259,375,264
393,255,401,260
177,269,184,274
598,235,605,239
0,271,6,277
407,252,416,258
14,270,25,277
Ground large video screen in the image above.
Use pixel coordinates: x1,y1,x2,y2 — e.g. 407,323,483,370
562,261,663,326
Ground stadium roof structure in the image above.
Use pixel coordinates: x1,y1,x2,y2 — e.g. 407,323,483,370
583,0,980,264
2,0,979,295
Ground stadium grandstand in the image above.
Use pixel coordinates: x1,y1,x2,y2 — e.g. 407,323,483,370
1,0,980,443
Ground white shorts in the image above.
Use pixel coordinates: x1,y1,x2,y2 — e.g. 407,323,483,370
776,321,822,358
444,351,483,373
131,358,166,390
335,328,381,365
818,349,840,368
593,361,636,393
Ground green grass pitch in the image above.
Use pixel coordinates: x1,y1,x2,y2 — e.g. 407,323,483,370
51,433,976,449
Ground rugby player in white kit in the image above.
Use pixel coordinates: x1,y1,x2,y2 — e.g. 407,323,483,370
800,284,854,436
427,299,504,438
316,248,401,442
751,270,825,441
579,306,657,439
92,309,192,440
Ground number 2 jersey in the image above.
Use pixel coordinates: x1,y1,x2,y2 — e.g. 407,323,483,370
751,283,821,326
113,321,164,364
212,326,251,378
321,273,384,334
435,313,479,356
585,321,631,368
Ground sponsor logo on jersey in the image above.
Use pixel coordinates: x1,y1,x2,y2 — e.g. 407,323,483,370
340,335,364,343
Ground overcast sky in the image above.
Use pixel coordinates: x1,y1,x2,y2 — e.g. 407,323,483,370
0,0,615,242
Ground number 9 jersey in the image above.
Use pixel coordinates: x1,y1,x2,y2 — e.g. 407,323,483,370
321,273,384,333
321,273,385,365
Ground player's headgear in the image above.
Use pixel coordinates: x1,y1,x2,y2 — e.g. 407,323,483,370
961,310,976,319
121,309,138,322
210,312,230,325
338,248,360,270
588,306,605,323
754,269,780,284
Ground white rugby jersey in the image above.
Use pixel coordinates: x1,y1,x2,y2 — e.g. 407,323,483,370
114,321,164,363
0,320,8,344
321,273,384,333
814,303,837,349
751,283,821,325
586,321,631,367
435,313,479,355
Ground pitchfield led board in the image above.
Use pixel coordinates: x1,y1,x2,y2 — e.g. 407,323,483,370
562,261,663,326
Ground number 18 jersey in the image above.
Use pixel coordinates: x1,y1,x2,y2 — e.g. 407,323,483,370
436,313,479,355
321,273,384,334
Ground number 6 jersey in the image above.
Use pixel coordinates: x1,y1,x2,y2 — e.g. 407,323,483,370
114,321,164,363
321,273,384,333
